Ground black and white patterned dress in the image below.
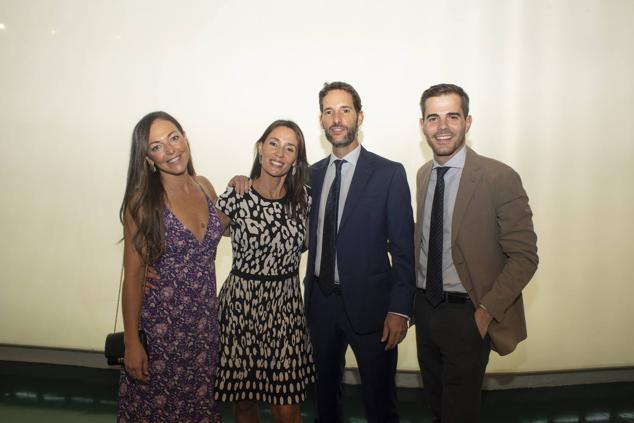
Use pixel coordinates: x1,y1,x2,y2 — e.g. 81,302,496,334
214,187,315,405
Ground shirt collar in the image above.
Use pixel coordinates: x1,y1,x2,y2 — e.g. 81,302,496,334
329,144,361,167
432,144,466,170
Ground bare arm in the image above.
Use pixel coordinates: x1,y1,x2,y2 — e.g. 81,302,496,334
121,211,149,383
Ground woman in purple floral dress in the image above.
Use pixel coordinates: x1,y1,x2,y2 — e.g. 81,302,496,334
117,111,227,422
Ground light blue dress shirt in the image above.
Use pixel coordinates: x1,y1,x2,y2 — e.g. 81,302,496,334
417,145,467,293
314,145,361,283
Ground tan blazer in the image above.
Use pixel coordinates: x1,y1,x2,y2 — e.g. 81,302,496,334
415,146,538,355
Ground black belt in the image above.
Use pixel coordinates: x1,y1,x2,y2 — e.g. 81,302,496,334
419,288,471,304
231,269,298,282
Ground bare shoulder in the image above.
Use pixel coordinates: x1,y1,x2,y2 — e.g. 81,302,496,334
195,175,218,202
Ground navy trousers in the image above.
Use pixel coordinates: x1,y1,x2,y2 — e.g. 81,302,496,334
308,285,399,423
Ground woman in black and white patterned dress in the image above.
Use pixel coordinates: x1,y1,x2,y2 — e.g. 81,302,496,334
214,120,315,422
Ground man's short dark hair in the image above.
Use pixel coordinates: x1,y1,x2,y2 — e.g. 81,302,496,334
319,81,363,113
420,83,470,118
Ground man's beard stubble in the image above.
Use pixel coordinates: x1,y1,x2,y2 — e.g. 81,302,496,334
325,122,358,148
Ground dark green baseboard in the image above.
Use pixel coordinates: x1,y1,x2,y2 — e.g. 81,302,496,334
2,344,634,390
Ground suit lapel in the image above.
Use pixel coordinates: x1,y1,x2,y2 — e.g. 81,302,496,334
310,157,330,238
452,146,481,244
417,165,433,224
415,163,433,259
311,158,329,207
339,146,372,232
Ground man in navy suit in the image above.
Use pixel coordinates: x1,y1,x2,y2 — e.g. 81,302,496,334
304,81,416,422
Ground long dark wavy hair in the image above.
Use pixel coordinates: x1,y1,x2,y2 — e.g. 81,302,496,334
119,111,195,264
249,120,309,220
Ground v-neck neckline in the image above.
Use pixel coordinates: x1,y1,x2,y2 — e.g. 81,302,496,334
166,203,210,244
165,185,211,244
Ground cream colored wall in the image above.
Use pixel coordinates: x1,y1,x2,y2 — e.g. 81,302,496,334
0,0,633,373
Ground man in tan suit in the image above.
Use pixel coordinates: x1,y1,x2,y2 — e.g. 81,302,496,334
414,83,538,422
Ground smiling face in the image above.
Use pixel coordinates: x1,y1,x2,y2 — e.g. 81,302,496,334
320,89,364,157
420,93,472,164
257,125,299,178
146,118,190,175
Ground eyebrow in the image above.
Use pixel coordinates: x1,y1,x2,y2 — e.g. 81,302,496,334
150,130,178,144
323,104,353,111
269,137,297,146
425,112,462,119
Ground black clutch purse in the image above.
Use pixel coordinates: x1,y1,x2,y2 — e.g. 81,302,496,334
105,330,148,366
104,260,149,366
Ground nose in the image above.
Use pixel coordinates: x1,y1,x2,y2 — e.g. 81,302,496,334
438,116,448,129
332,110,342,124
165,143,175,155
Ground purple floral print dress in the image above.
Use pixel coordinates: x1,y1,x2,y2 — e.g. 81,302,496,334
118,196,222,423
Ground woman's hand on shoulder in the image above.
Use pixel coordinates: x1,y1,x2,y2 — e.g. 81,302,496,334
228,175,251,196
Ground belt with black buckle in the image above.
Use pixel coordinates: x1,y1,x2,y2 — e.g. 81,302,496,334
420,289,471,304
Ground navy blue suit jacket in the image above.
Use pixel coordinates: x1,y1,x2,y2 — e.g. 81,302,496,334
304,146,416,334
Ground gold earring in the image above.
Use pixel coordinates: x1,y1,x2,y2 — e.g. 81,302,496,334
146,158,156,173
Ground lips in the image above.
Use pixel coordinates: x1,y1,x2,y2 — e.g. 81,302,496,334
329,125,348,134
167,155,181,164
434,132,454,141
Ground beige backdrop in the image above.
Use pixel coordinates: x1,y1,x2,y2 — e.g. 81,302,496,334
1,0,633,373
